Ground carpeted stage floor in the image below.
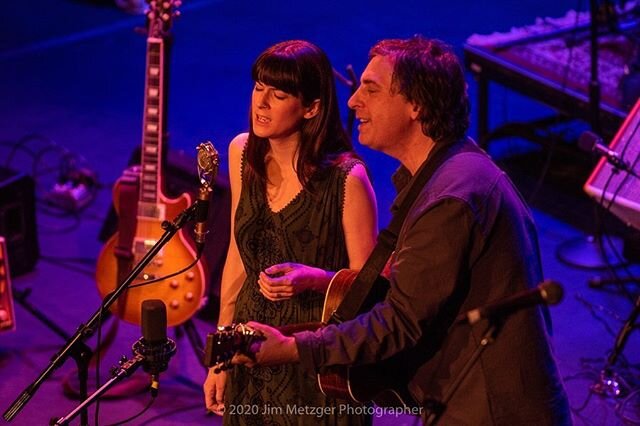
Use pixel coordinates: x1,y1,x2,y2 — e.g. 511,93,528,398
1,1,639,425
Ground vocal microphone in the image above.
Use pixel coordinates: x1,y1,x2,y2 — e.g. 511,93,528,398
132,299,176,397
458,280,564,325
193,141,219,252
578,131,639,178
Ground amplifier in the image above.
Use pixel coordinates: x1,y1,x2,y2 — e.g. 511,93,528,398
0,167,39,275
584,98,640,230
0,236,16,332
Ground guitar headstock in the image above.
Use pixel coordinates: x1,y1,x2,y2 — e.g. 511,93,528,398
146,0,181,38
203,324,265,371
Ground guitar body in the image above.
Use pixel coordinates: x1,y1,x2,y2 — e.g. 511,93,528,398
94,1,207,327
317,269,419,410
96,179,207,326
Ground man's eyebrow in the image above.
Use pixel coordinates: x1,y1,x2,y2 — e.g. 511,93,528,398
361,78,381,87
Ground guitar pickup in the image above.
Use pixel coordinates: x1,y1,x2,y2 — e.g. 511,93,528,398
133,239,163,257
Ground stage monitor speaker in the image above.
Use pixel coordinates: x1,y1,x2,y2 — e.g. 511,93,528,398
584,99,640,230
0,236,16,332
0,167,39,275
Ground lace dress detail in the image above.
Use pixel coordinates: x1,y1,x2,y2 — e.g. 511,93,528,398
224,151,369,426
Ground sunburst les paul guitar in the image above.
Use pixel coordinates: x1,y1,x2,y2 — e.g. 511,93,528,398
96,0,207,327
205,269,420,410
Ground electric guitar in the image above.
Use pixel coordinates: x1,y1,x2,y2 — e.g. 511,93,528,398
96,0,207,327
205,269,419,410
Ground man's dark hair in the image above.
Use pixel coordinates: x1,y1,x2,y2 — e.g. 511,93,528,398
370,35,470,144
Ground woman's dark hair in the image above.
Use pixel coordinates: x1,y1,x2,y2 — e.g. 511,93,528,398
245,40,354,189
370,36,470,145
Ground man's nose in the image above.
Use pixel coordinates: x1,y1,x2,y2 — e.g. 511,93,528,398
347,87,362,110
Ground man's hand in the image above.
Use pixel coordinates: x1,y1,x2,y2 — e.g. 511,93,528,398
232,322,300,367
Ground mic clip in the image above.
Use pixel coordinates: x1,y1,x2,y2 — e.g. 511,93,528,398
132,337,177,375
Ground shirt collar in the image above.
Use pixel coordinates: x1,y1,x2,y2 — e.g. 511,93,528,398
390,157,429,214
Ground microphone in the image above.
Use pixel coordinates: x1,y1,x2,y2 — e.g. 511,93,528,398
578,131,638,178
193,141,219,252
132,299,176,397
458,280,564,325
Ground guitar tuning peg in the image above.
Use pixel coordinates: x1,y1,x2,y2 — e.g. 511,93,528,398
161,13,170,21
174,0,182,6
173,10,181,17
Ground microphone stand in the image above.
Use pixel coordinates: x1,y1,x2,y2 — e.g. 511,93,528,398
591,292,640,398
51,355,146,426
424,320,501,425
3,201,201,425
556,1,627,269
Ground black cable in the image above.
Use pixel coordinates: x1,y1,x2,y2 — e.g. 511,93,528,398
94,299,105,426
4,133,50,168
594,113,640,302
127,255,202,290
525,1,582,205
104,395,156,426
575,292,622,338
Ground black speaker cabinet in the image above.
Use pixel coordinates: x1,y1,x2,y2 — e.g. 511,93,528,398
0,167,39,276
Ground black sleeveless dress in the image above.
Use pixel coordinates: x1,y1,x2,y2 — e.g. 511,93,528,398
224,151,370,426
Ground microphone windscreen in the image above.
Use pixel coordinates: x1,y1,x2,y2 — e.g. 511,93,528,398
540,280,564,305
141,299,167,343
577,131,599,153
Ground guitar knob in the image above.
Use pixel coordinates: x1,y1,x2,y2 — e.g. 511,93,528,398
185,292,194,301
186,271,195,281
170,279,179,288
154,258,163,266
170,300,180,309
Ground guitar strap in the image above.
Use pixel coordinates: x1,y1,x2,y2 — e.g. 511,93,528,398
114,167,140,262
330,138,482,324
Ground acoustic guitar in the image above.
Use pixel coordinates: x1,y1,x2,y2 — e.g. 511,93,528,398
205,269,419,410
96,0,207,327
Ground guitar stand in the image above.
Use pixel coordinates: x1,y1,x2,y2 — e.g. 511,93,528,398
424,321,501,426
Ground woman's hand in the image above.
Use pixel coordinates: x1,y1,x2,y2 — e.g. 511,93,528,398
258,262,334,301
203,368,227,416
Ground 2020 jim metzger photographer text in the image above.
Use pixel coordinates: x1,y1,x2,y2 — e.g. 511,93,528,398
226,403,423,418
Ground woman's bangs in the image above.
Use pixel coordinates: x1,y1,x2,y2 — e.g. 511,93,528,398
252,54,301,96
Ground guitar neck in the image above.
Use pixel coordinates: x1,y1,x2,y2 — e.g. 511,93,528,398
278,322,323,336
140,36,167,210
